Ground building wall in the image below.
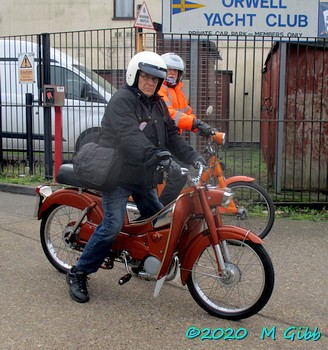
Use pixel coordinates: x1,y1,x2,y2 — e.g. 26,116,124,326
0,1,162,36
0,1,268,145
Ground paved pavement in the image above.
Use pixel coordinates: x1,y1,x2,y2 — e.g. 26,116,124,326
0,186,327,350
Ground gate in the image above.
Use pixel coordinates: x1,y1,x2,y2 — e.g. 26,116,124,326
0,28,327,204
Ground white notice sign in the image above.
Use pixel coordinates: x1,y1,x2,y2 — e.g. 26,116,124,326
134,1,154,30
162,0,321,38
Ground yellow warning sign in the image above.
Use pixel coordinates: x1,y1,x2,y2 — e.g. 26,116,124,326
18,52,35,84
21,55,32,68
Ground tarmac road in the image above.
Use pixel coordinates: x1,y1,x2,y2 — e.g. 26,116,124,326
0,190,327,350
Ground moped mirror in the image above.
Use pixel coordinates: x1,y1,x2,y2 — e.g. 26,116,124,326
206,105,213,116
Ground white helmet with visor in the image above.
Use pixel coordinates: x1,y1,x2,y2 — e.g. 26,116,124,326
126,51,167,93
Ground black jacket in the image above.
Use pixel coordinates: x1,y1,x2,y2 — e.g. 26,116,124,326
98,85,199,186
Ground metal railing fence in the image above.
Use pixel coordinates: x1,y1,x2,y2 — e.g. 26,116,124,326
0,28,327,204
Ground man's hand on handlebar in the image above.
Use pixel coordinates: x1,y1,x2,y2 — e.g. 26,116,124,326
156,158,172,172
146,150,172,171
192,118,217,137
192,155,207,169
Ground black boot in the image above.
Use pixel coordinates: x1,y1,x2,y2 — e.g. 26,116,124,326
66,267,89,303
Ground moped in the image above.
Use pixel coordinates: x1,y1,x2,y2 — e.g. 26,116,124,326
156,129,275,239
175,106,275,238
199,130,275,238
35,163,274,320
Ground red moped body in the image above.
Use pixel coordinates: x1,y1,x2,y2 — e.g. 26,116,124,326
37,184,263,288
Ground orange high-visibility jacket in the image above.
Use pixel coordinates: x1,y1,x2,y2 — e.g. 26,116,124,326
159,81,197,133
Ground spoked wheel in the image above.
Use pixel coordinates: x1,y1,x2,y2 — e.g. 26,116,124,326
187,240,274,320
221,181,275,239
40,205,85,273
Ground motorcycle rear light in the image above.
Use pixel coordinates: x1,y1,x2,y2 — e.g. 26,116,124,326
38,186,53,201
35,186,42,195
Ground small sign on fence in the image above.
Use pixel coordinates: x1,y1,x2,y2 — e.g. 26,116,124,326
18,52,35,84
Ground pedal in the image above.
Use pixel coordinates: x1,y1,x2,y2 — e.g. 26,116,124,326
118,273,132,285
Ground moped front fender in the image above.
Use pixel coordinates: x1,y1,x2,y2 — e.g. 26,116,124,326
179,225,263,285
37,188,103,224
225,175,255,185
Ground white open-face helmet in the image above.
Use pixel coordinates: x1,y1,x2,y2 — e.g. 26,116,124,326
126,51,167,92
161,52,185,84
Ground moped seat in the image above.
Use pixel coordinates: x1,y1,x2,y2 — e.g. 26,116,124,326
56,163,83,188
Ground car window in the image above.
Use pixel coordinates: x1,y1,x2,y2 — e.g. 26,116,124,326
72,64,117,95
51,66,85,100
37,65,109,102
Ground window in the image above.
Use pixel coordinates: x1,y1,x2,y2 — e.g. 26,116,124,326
114,0,134,19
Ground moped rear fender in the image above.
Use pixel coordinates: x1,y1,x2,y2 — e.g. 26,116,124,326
225,175,255,185
179,225,263,285
37,188,103,224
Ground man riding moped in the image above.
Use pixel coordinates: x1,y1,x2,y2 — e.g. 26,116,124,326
66,51,206,303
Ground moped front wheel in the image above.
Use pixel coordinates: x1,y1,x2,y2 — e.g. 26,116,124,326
187,240,274,320
40,204,85,274
222,181,275,239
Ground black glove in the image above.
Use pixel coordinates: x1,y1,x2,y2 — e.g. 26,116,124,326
192,155,207,169
168,160,182,176
146,150,172,167
156,158,172,172
192,118,217,137
152,151,172,172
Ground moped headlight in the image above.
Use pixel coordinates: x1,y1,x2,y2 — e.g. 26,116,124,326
206,186,234,207
221,189,235,207
213,132,226,145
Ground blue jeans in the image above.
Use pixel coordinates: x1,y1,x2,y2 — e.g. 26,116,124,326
76,184,163,274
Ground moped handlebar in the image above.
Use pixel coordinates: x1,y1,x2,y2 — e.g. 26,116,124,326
183,164,204,185
193,164,205,184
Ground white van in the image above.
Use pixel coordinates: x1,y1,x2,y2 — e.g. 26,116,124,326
0,39,116,154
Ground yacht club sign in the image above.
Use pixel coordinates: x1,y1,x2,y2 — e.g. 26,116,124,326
162,0,324,38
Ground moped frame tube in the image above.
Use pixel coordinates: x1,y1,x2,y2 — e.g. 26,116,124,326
201,156,255,187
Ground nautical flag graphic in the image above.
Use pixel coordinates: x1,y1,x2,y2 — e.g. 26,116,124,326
172,0,205,15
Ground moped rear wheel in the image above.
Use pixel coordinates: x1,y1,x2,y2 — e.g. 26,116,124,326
187,240,274,320
222,181,275,239
40,204,84,274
